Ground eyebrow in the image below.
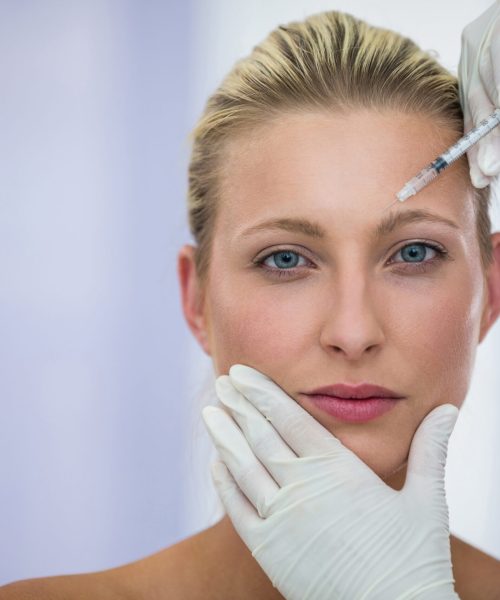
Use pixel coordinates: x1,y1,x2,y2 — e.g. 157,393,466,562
238,208,460,240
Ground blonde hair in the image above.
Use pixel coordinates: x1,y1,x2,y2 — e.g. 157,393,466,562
187,10,493,285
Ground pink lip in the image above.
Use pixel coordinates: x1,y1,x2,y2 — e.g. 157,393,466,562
302,394,402,423
305,382,403,399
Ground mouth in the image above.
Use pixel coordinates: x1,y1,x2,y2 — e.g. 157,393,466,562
304,382,404,399
301,383,405,423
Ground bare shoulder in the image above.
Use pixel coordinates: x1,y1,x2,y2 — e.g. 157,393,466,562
0,570,132,600
0,525,221,600
0,542,192,600
451,535,500,600
107,523,230,599
0,543,190,600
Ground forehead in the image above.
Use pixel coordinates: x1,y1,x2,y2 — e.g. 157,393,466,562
216,109,474,235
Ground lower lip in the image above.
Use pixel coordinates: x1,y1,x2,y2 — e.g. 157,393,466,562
304,395,403,423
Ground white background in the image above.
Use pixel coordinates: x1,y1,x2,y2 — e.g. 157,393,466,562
1,0,499,585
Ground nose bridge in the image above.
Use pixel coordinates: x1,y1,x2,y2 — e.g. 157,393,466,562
336,268,375,320
320,266,385,359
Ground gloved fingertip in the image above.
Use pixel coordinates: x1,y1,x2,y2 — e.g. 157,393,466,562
230,363,271,384
211,460,230,484
202,405,218,420
437,403,460,429
477,145,500,176
201,405,227,431
419,404,459,450
469,166,491,188
215,375,235,397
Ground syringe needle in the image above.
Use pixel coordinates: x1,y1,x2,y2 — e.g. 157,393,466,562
382,198,402,212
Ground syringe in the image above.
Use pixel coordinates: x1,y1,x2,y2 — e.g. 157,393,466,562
384,108,500,212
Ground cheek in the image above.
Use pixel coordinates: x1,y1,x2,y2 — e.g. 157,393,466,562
390,271,484,404
206,259,484,403
206,278,316,375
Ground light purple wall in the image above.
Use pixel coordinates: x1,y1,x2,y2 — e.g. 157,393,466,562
0,0,196,583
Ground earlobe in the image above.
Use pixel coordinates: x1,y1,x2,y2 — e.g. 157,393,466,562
478,232,500,344
177,244,211,355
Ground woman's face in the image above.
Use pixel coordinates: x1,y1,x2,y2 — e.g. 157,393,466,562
181,109,497,487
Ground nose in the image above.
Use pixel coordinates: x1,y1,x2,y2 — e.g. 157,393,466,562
319,277,385,361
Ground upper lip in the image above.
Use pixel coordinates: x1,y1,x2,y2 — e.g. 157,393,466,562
304,383,404,399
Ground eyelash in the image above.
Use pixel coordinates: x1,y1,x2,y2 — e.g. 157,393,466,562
253,241,449,279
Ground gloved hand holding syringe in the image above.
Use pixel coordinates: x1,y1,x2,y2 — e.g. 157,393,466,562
384,107,500,211
386,0,500,212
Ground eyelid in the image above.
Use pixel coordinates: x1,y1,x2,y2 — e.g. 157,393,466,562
253,244,316,263
254,240,448,264
253,239,450,275
391,238,447,255
386,239,448,264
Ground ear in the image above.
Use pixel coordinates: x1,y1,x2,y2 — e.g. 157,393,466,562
177,244,211,355
478,232,500,344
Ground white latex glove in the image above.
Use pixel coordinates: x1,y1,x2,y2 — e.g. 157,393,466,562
459,1,500,187
202,364,461,600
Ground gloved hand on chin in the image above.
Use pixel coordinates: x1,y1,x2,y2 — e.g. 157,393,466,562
202,364,460,600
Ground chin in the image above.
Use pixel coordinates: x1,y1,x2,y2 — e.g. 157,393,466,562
331,429,410,487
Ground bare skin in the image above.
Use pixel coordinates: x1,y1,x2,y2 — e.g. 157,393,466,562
2,109,500,599
2,515,500,599
100,509,500,600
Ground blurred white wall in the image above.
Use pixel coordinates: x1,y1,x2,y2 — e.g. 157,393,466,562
1,0,499,587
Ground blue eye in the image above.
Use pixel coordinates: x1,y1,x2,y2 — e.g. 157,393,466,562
388,242,449,274
254,241,449,280
265,250,305,269
392,243,439,263
255,250,311,279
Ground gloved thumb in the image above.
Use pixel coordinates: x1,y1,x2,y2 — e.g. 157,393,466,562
404,404,459,496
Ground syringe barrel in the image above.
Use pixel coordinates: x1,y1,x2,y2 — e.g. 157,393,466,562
396,163,438,201
442,107,500,165
396,108,500,203
411,163,439,191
